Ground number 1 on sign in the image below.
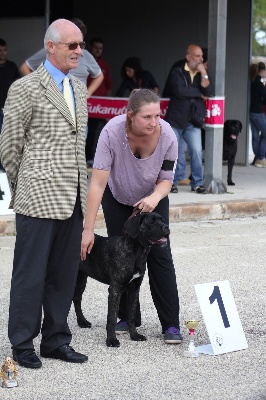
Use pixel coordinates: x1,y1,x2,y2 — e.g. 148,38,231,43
209,285,230,328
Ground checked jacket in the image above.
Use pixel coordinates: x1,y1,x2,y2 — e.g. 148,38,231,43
0,64,88,219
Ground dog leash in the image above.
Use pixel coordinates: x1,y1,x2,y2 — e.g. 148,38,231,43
122,207,142,235
130,207,142,218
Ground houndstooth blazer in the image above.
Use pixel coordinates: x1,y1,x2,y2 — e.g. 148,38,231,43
0,64,88,219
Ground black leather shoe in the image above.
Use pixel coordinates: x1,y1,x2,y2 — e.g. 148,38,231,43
191,185,207,194
13,349,42,369
41,344,88,363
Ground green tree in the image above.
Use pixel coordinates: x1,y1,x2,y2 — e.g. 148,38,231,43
253,0,266,56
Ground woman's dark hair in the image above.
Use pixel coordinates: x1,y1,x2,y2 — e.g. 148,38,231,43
258,61,266,72
249,63,259,81
121,57,143,80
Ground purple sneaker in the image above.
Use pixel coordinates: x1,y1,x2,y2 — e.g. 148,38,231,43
115,320,128,334
164,327,183,344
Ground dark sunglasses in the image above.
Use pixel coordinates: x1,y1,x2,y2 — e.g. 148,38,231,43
58,41,86,50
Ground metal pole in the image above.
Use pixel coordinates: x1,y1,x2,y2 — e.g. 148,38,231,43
204,0,228,193
45,0,50,29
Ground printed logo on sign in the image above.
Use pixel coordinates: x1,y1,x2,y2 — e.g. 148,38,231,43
205,97,225,127
206,104,222,119
213,333,225,349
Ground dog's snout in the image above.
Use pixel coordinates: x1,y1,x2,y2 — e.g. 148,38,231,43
164,225,170,235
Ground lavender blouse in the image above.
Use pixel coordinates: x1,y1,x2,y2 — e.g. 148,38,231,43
93,114,178,206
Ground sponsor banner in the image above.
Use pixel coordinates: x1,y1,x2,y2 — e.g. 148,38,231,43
205,97,225,127
88,96,225,128
87,96,170,119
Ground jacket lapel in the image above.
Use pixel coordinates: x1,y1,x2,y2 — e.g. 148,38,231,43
38,64,77,128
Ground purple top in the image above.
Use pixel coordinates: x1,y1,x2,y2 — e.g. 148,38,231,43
93,114,178,206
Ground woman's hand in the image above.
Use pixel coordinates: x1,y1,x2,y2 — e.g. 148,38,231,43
134,181,172,212
134,192,161,212
80,228,95,261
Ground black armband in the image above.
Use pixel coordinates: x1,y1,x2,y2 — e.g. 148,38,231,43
161,160,175,171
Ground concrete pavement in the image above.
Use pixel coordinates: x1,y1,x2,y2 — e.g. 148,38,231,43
1,160,266,399
1,214,266,399
1,163,266,234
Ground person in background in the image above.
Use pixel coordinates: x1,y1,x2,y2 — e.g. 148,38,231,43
81,88,182,345
163,47,208,192
0,19,89,369
86,37,112,166
163,44,213,194
249,63,266,168
258,61,266,84
115,57,159,97
19,18,103,97
0,38,20,172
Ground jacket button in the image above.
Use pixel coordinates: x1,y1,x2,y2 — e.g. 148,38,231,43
72,131,76,135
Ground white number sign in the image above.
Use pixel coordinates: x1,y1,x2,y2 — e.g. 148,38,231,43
194,280,248,355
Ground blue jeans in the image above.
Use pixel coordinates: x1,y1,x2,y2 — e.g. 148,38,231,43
172,124,203,188
175,135,188,181
249,112,266,160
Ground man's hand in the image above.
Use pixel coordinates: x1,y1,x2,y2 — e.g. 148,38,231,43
80,229,95,260
196,62,207,76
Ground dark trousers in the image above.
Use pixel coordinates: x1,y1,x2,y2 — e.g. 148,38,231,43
102,185,180,331
8,191,83,353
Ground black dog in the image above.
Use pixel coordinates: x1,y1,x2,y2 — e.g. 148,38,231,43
223,119,242,186
201,119,242,186
73,210,169,347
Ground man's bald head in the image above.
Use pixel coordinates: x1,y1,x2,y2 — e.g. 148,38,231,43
186,44,203,58
44,18,83,74
44,19,82,49
185,44,204,71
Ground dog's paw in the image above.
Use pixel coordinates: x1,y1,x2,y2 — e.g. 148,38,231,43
227,181,235,186
106,338,120,347
77,318,92,328
130,333,147,342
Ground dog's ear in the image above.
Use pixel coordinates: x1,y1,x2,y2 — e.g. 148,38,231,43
239,121,242,132
123,213,142,238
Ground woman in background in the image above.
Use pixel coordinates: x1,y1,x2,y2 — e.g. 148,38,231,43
115,57,159,97
249,63,266,167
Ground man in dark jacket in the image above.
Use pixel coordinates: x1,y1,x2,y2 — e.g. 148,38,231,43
164,44,213,193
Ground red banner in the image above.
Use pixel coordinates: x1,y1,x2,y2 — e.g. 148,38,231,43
87,96,170,119
88,96,225,127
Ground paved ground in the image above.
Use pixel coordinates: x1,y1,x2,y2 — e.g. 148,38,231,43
1,157,266,399
1,216,266,400
1,162,266,234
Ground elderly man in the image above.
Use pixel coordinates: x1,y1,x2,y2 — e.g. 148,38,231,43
0,19,89,368
164,44,213,193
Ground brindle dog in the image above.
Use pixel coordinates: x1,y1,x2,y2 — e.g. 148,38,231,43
73,210,169,347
